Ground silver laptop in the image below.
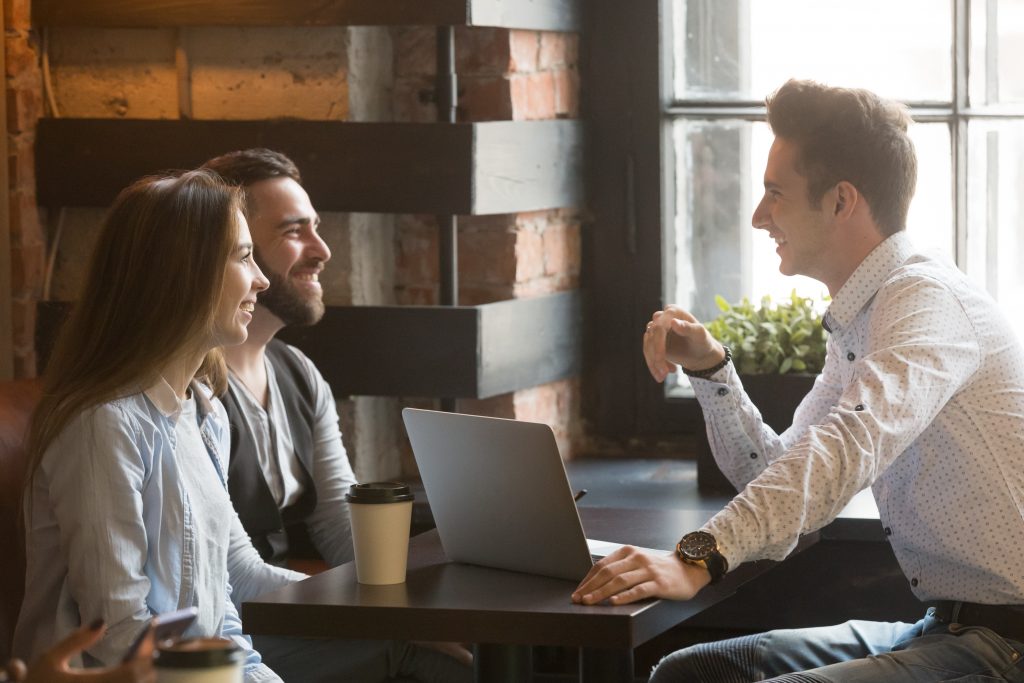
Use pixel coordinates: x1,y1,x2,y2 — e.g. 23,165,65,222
402,408,668,581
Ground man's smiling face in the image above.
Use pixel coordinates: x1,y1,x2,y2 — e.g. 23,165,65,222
246,177,330,327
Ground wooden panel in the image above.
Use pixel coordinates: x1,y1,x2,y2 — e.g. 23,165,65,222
278,304,479,398
477,290,581,397
472,120,583,215
278,290,582,398
36,118,583,215
33,0,581,30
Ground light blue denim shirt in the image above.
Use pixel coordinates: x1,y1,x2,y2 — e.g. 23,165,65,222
14,381,303,682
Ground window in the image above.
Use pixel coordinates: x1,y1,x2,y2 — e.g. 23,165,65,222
669,0,1024,396
584,0,1024,441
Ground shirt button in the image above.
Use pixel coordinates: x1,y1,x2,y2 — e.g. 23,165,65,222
884,527,892,536
717,387,729,397
854,404,865,411
911,578,919,587
847,352,856,361
749,453,758,460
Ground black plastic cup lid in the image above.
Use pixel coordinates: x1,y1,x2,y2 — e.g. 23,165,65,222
346,482,415,504
155,638,243,669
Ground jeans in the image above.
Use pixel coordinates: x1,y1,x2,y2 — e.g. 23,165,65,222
254,636,472,683
649,612,1024,682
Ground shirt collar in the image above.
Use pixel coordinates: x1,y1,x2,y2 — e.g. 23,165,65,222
143,377,215,423
823,231,915,333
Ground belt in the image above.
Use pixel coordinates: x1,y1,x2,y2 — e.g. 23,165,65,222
929,601,1024,643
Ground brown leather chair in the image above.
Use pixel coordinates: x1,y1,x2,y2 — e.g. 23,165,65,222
0,379,41,663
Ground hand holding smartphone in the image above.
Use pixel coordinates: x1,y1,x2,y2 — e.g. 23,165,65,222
123,606,198,662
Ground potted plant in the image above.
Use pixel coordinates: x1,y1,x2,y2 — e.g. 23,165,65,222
696,291,828,494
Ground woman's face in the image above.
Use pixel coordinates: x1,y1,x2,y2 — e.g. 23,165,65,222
213,212,269,347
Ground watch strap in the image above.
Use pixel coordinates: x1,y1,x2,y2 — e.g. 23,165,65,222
681,345,732,380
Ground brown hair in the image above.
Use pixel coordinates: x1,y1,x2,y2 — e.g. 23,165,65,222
202,148,302,214
25,169,242,483
765,79,917,235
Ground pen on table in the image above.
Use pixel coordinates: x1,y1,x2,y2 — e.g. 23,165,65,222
573,489,588,502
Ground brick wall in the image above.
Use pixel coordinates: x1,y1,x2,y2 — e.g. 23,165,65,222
2,16,583,473
4,0,44,377
392,27,582,465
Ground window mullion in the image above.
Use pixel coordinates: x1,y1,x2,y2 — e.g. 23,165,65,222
953,0,969,268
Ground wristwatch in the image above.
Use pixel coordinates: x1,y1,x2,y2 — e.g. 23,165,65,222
675,531,729,584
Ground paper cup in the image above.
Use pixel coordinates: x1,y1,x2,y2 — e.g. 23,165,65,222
155,638,243,683
347,482,415,585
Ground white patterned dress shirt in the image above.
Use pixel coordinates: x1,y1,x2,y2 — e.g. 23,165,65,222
692,231,1024,605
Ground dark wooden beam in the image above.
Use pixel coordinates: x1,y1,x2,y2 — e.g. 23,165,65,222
36,118,583,215
278,290,582,398
33,0,581,31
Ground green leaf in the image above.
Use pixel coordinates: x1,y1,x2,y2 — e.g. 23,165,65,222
706,292,828,375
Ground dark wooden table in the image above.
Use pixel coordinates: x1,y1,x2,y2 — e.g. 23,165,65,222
242,498,883,682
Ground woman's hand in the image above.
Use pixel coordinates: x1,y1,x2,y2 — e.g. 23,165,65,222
571,545,711,606
4,621,156,683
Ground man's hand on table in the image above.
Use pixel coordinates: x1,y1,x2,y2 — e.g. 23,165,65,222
571,545,711,606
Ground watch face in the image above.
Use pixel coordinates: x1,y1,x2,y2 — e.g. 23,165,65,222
680,531,717,561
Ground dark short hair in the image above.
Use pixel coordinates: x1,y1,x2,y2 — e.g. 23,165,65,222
765,79,917,236
202,148,302,187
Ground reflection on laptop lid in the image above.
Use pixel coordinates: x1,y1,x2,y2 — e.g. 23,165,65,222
402,408,596,581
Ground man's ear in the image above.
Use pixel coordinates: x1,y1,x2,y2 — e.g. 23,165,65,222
833,181,858,219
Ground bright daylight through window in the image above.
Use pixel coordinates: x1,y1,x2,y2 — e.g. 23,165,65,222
667,0,1024,394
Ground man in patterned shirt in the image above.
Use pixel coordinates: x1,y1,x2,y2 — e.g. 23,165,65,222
573,80,1024,682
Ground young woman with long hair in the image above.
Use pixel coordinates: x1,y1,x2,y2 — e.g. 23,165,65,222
13,170,301,682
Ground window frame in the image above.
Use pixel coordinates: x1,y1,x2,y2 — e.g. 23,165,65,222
584,0,1024,444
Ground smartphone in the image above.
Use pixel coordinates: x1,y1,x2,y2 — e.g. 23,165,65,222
122,606,199,662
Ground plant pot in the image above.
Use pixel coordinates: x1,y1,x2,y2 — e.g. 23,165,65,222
696,373,817,494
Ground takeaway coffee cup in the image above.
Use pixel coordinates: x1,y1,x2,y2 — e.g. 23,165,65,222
346,482,415,585
155,638,243,683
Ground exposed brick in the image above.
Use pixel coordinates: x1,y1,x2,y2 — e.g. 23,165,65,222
394,27,514,79
189,27,349,121
458,392,515,419
510,71,556,121
8,147,35,194
395,214,439,289
9,191,43,246
455,27,511,77
509,31,539,73
5,32,39,79
514,228,545,282
460,226,517,285
392,75,437,122
513,383,559,423
6,85,41,133
539,32,578,70
10,241,44,295
512,378,579,458
553,67,580,118
457,284,514,306
392,26,435,78
4,0,31,31
457,75,512,122
541,220,581,277
394,285,437,306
